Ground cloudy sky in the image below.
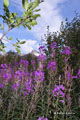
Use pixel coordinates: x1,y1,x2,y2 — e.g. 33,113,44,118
0,0,80,54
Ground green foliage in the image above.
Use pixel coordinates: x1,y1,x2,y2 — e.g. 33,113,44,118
41,13,80,119
22,0,28,10
16,48,21,54
3,0,9,8
0,0,41,54
20,41,26,44
8,37,12,40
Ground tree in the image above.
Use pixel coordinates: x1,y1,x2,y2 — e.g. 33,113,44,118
43,13,80,73
42,13,80,113
0,0,41,54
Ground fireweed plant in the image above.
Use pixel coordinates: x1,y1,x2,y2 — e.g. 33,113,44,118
0,42,80,120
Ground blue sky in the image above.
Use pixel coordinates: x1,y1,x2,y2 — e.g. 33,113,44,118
0,0,80,54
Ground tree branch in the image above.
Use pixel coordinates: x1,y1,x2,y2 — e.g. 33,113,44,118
0,16,29,42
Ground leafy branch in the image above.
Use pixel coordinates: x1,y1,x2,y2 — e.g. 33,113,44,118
0,0,42,54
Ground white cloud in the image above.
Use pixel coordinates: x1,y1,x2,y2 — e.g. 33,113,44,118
10,0,66,39
20,39,39,54
7,0,67,53
0,33,39,54
2,38,39,54
31,0,66,39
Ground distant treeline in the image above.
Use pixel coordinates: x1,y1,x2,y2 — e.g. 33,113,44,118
0,51,38,66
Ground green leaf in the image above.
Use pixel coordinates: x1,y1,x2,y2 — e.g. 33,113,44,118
16,17,21,23
1,25,4,30
8,37,12,40
11,19,14,23
28,2,34,9
16,48,21,54
17,46,21,48
3,0,9,7
26,24,31,30
13,13,17,17
16,39,20,43
31,0,40,10
20,41,26,44
16,42,18,45
34,9,41,12
26,18,30,22
22,0,28,10
2,49,6,53
29,20,37,26
32,14,40,19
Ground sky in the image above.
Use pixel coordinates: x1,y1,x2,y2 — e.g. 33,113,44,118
0,0,80,54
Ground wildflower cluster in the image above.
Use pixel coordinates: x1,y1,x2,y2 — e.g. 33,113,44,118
47,61,56,71
11,82,20,91
1,63,7,69
14,70,26,80
50,42,58,57
38,54,46,61
19,59,29,67
52,85,65,103
38,116,48,120
50,41,57,49
0,44,79,120
34,70,44,82
39,45,45,53
62,46,71,55
0,83,4,88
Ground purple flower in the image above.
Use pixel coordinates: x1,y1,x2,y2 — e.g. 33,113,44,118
72,76,78,79
62,46,71,55
47,61,56,71
11,83,20,91
44,118,48,120
14,70,26,80
38,116,48,120
38,116,44,120
14,70,21,79
60,100,64,103
3,73,12,80
38,54,46,61
14,62,19,66
59,85,65,90
50,42,57,49
31,60,36,65
39,46,45,53
1,64,7,69
43,64,45,68
78,69,80,77
67,72,71,80
52,84,65,101
22,90,26,96
24,80,32,93
34,70,44,82
19,59,29,66
0,83,4,88
59,90,65,97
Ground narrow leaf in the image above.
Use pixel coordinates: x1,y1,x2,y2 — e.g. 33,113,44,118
8,37,12,40
20,41,26,44
16,48,21,54
26,24,31,30
30,20,37,26
22,0,28,10
34,9,41,12
3,0,9,7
